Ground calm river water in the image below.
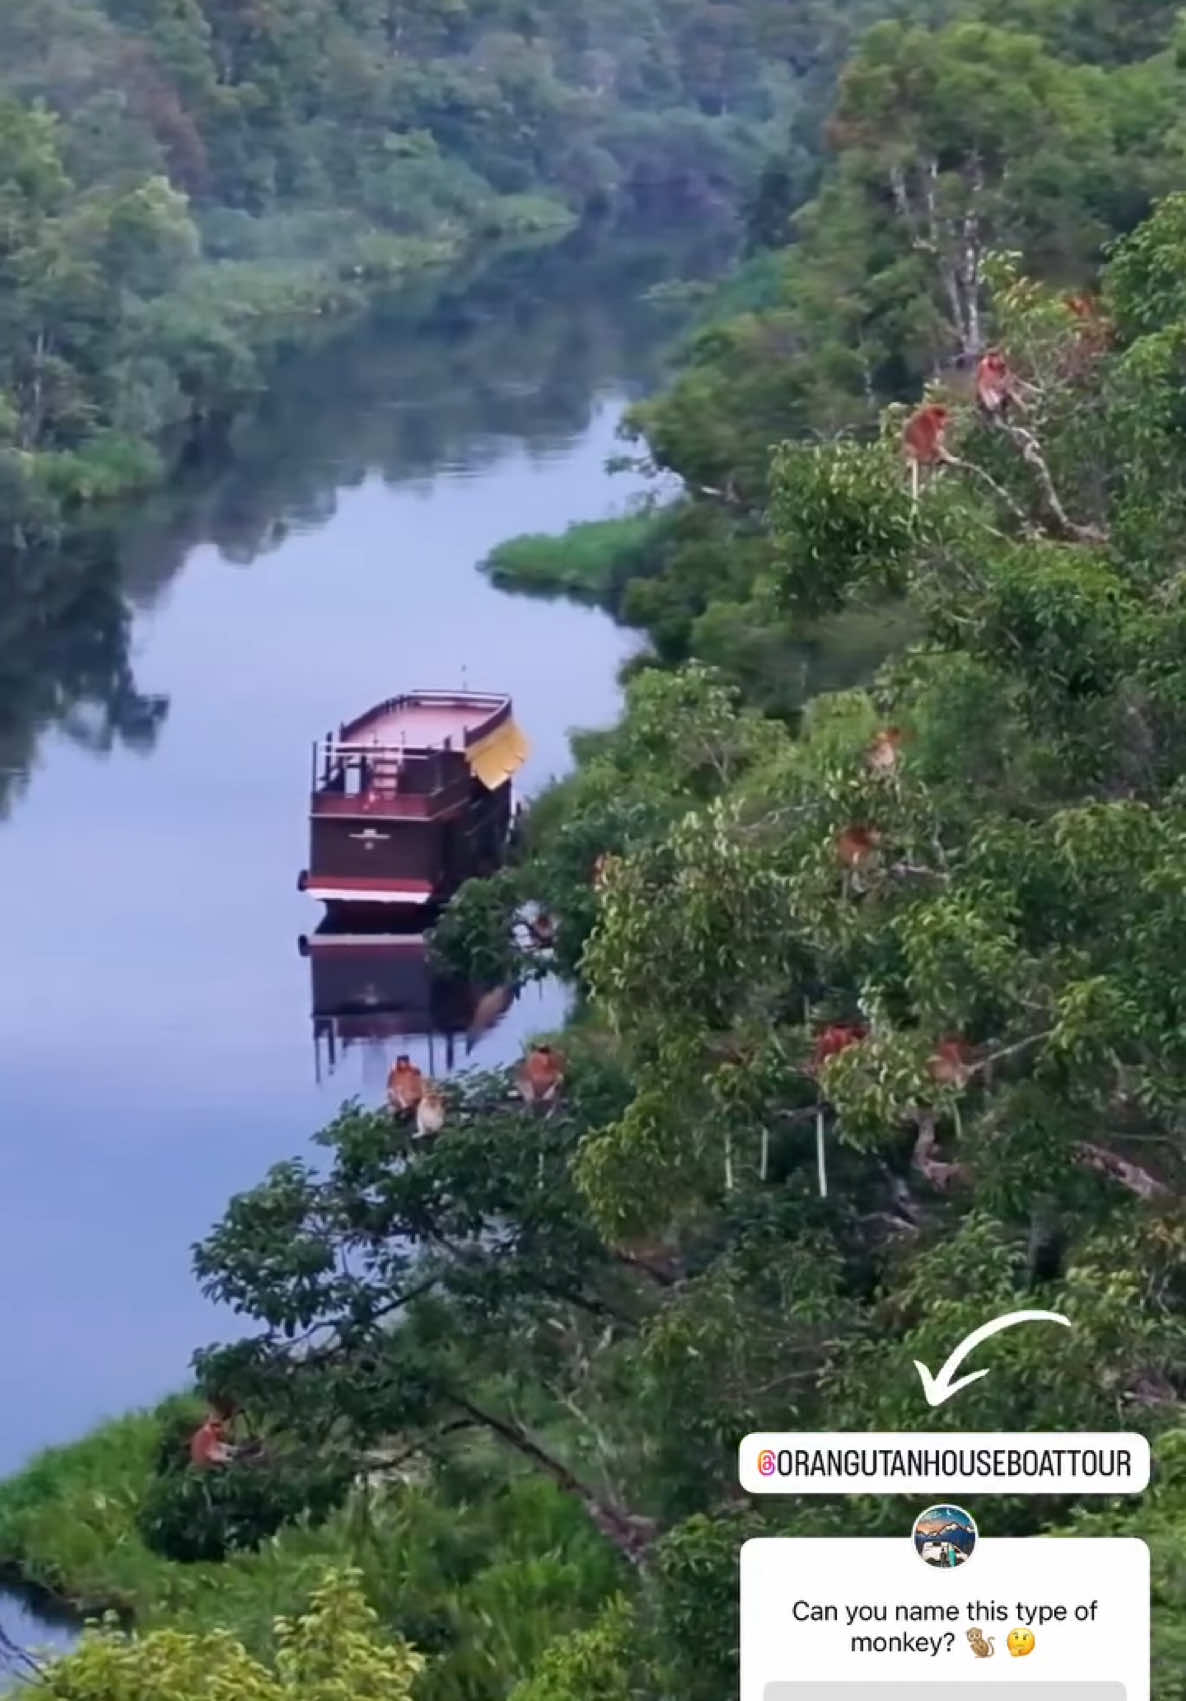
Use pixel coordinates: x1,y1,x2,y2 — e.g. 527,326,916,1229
0,226,725,1651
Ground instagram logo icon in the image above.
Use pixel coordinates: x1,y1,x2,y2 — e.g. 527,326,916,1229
757,1449,777,1478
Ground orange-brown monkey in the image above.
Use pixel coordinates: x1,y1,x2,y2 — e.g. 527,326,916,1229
902,404,954,500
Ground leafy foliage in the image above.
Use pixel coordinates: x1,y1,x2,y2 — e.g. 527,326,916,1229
39,1567,424,1700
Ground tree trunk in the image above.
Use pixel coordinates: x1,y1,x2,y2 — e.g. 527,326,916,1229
450,1393,660,1566
22,328,47,451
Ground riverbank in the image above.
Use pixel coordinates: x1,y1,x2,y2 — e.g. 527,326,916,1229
0,0,802,564
481,509,671,606
3,199,577,559
0,1397,625,1694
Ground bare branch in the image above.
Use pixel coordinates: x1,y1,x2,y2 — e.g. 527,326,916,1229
0,1621,45,1683
967,1029,1054,1080
947,454,1032,527
999,421,1107,545
448,1392,660,1567
1073,1142,1169,1201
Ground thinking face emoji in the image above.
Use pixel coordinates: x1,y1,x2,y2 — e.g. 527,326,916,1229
1007,1628,1036,1658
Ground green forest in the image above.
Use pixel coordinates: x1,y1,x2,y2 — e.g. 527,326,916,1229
0,0,812,550
8,0,1186,1695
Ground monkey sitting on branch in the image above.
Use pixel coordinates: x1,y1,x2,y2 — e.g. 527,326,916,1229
902,403,955,503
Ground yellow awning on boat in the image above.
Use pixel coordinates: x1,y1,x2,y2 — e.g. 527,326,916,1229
466,718,529,789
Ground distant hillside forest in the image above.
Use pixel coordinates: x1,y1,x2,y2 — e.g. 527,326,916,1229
0,0,872,548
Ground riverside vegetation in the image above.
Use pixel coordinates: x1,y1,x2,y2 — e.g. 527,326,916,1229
0,0,846,553
10,0,1186,1697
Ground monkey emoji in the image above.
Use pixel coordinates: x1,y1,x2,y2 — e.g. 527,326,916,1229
967,1628,995,1659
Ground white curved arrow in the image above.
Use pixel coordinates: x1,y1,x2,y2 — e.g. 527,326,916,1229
914,1308,1071,1407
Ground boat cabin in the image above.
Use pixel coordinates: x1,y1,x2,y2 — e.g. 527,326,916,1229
299,690,527,919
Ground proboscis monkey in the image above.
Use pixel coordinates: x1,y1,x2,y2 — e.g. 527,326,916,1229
189,1413,236,1469
415,1085,446,1138
928,1034,977,1139
928,1035,976,1089
807,1022,866,1199
592,852,621,891
975,348,1020,418
1063,293,1112,372
516,1043,565,1109
526,908,556,948
834,824,881,896
867,726,904,776
811,1022,868,1071
902,403,954,501
387,1053,423,1114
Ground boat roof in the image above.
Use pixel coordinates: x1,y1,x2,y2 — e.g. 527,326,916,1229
338,690,509,753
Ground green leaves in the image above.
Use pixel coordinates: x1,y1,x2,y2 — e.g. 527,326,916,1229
769,437,915,615
1106,191,1186,336
40,1567,425,1699
508,1596,638,1701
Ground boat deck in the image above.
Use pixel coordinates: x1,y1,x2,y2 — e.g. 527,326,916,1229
341,693,506,753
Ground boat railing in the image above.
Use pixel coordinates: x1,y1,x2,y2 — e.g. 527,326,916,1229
311,736,473,816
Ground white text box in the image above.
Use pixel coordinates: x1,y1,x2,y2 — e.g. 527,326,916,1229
739,1432,1150,1494
740,1537,1149,1701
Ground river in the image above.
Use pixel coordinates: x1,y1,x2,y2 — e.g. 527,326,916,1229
0,221,728,1654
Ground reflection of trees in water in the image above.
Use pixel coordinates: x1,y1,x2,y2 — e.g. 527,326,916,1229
1,218,734,819
0,544,169,817
118,219,734,598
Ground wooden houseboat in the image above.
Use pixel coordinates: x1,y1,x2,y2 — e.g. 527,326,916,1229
298,690,528,921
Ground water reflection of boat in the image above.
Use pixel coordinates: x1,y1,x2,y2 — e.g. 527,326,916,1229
298,690,528,923
300,921,514,1082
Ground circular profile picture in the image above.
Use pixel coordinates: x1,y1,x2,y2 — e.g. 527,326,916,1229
912,1503,977,1569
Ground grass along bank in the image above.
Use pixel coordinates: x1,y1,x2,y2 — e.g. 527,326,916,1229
0,1398,626,1698
480,509,671,606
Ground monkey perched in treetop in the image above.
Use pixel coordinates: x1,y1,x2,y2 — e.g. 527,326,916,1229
928,1035,977,1089
867,726,904,775
387,1054,423,1114
834,825,882,894
976,348,1018,418
415,1084,446,1138
902,403,955,500
811,1022,867,1071
189,1412,236,1469
517,1043,565,1108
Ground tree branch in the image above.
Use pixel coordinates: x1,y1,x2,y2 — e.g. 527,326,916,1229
447,1392,660,1567
967,1029,1054,1081
358,1418,477,1478
0,1621,44,1682
612,1248,680,1288
1073,1142,1169,1201
998,421,1107,544
947,454,1032,527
